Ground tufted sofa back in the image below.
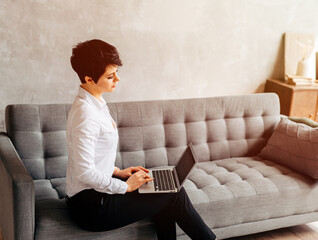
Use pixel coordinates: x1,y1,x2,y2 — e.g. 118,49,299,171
5,93,280,180
6,104,71,180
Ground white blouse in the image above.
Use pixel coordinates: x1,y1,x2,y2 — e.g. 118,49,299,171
65,87,128,197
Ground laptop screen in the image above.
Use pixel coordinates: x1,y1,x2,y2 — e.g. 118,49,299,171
175,145,196,185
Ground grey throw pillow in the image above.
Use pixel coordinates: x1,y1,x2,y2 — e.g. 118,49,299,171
259,118,318,179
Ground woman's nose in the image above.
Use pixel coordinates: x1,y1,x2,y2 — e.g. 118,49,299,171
114,73,120,82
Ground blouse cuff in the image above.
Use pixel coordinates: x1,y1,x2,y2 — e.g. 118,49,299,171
119,181,128,194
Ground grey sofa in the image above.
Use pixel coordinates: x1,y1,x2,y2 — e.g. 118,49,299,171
1,93,318,240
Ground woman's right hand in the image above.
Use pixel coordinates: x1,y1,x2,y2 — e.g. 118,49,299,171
126,170,153,192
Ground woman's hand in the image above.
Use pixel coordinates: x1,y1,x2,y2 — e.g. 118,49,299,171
126,170,154,192
114,166,149,180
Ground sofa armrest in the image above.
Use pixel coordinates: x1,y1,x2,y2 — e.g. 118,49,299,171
0,132,35,240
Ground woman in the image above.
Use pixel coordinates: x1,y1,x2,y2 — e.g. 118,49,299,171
66,39,217,240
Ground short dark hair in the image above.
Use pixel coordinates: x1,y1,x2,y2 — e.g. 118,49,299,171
70,39,122,83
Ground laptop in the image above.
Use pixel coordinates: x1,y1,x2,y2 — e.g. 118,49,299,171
138,143,198,194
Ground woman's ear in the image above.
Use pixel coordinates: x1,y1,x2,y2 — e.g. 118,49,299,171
84,76,95,86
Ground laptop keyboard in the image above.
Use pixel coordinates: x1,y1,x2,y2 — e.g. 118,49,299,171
152,169,176,191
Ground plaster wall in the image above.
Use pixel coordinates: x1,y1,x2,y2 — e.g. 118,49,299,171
1,0,318,131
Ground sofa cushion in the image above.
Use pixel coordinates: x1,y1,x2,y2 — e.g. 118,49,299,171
183,157,318,230
6,94,280,181
5,104,70,180
33,157,318,239
111,94,280,169
34,179,157,239
259,118,318,179
35,199,156,240
35,156,318,238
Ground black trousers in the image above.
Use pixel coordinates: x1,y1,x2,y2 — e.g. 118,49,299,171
67,187,216,240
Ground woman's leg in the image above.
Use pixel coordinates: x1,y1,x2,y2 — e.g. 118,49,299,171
67,188,216,240
162,188,216,240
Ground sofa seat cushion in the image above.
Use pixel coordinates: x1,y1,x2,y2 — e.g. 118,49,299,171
34,157,318,239
184,157,318,229
34,198,157,240
34,178,157,240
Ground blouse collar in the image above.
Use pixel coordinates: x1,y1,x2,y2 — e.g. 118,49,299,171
78,86,106,110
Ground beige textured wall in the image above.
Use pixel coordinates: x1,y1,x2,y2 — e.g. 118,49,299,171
1,0,318,131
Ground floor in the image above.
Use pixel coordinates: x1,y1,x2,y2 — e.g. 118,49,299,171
1,222,318,239
225,222,318,240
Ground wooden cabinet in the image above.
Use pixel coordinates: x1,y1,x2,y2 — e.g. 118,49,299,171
264,79,318,121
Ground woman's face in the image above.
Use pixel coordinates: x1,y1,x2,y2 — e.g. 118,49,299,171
95,64,120,93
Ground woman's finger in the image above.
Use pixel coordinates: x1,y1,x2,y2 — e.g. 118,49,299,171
144,177,154,182
138,166,149,172
132,166,149,173
130,166,146,173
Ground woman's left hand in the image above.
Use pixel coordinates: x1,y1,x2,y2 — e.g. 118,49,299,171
114,166,149,179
